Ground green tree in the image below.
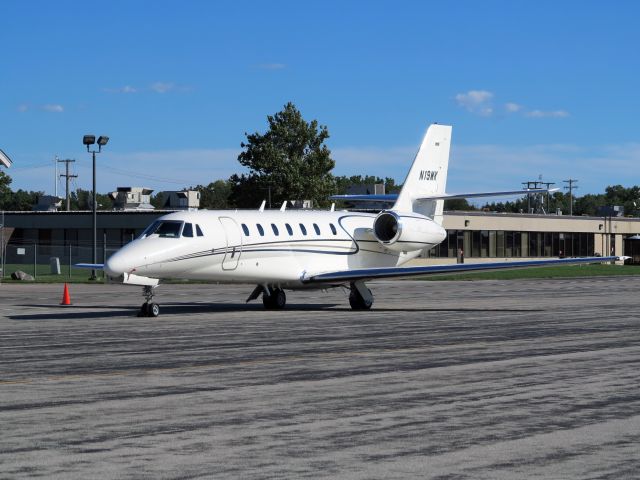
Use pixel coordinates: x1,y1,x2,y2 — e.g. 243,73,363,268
71,189,112,210
193,180,232,209
444,198,476,211
0,171,12,208
229,102,335,208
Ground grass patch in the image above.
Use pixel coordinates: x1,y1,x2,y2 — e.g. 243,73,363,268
1,263,105,283
416,263,640,281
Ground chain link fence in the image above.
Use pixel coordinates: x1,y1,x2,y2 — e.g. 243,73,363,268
0,242,120,281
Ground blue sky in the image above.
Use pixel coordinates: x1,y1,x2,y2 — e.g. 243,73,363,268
2,0,639,198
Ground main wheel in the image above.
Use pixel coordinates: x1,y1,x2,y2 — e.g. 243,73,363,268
138,302,149,317
349,288,373,310
263,288,286,309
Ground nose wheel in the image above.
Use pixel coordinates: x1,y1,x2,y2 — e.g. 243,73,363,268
138,286,160,317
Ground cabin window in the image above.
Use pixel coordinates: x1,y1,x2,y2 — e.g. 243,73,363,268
257,224,265,236
196,224,204,236
313,223,320,235
241,223,250,236
299,223,307,236
330,223,337,235
285,223,293,235
182,223,194,237
271,224,279,236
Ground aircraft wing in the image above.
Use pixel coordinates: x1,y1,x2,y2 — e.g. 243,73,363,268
75,263,104,269
302,256,624,284
330,188,557,203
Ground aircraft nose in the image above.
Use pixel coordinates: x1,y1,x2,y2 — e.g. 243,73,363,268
104,251,131,277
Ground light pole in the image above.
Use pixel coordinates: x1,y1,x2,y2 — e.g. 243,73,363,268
0,148,13,282
83,135,109,280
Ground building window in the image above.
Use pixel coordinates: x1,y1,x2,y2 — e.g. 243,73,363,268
496,231,505,257
257,224,264,236
241,224,250,236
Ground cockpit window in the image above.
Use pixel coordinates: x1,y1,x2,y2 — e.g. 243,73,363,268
196,224,204,236
183,223,194,237
141,220,184,238
139,221,160,238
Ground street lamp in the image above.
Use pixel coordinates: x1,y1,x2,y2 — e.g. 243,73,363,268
83,134,109,280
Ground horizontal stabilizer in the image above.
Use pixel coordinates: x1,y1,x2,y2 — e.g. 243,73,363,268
302,256,624,283
417,188,559,201
330,194,397,202
330,188,557,204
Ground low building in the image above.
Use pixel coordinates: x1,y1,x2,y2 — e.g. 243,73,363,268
157,190,200,211
109,187,155,210
1,209,640,268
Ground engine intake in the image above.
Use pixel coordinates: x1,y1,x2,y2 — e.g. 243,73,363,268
373,210,446,252
374,211,401,243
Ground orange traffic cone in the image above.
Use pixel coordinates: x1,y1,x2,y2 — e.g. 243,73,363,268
60,283,72,306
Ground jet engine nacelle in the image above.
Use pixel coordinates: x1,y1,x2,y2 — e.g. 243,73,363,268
373,210,446,252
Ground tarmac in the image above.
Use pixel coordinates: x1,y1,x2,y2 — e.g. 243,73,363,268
1,277,639,479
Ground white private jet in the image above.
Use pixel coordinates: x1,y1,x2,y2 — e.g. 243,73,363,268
87,124,621,316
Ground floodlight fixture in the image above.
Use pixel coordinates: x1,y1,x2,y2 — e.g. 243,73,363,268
97,136,109,147
0,149,13,168
83,135,96,146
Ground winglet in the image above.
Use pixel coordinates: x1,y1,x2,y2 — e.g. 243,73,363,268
330,202,335,212
280,201,287,212
258,200,266,212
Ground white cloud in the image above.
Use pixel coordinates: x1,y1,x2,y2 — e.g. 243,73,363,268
525,109,570,118
456,90,570,120
150,82,175,94
104,85,138,94
455,90,494,116
256,63,286,70
17,104,29,112
504,102,522,113
41,104,64,113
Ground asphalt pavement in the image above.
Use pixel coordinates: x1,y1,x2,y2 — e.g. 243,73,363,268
1,277,639,479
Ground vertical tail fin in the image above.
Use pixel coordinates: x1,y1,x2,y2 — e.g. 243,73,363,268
393,124,452,224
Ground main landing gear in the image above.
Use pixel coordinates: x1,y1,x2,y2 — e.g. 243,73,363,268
349,281,373,310
246,285,287,309
139,285,160,317
263,287,286,309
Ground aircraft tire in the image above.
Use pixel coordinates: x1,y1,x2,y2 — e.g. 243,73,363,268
263,288,286,309
349,288,373,310
148,302,160,317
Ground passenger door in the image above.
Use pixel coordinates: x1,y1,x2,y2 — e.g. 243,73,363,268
219,217,242,270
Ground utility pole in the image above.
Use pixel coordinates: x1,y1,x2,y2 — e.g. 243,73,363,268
541,181,555,214
563,178,578,216
58,158,77,211
522,180,543,213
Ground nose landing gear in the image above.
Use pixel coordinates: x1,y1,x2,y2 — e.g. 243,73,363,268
138,285,160,317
